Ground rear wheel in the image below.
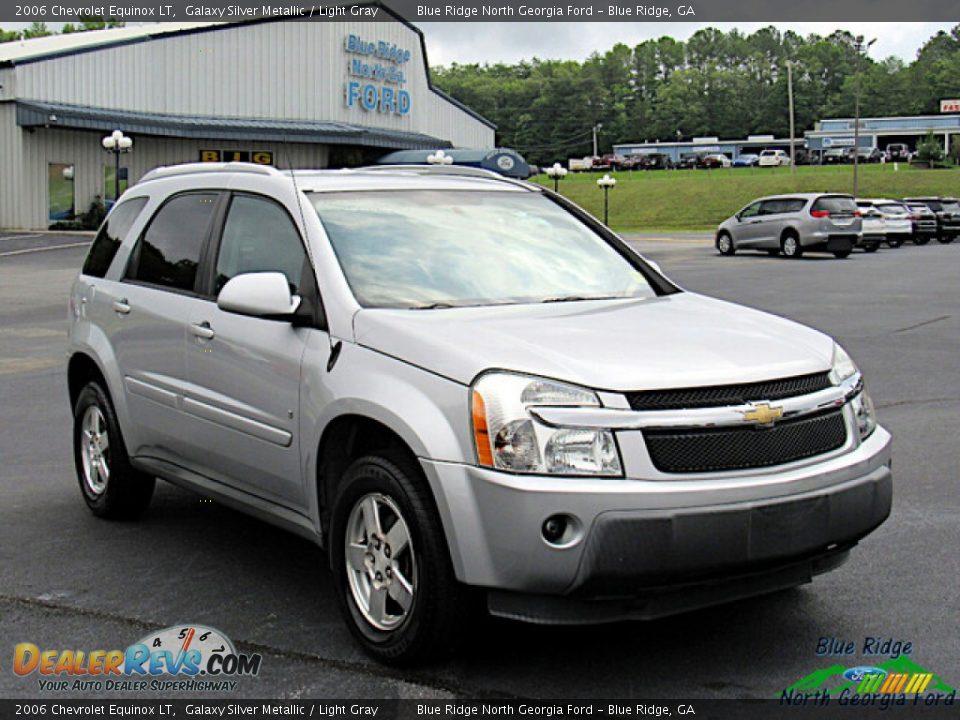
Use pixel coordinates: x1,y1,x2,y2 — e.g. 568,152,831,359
914,236,931,246
73,382,155,519
863,243,879,253
329,453,474,665
833,250,852,259
937,234,955,244
781,232,803,258
716,232,735,256
887,237,904,248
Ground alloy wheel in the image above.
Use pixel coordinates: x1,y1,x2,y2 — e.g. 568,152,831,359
344,493,417,632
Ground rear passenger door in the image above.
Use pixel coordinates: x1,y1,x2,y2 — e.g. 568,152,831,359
112,192,222,464
184,193,318,508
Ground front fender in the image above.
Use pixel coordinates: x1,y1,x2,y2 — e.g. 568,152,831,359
299,334,472,523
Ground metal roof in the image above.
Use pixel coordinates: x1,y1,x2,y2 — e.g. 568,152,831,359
16,100,452,150
0,22,221,64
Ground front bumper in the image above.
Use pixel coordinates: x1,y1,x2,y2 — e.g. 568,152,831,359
420,427,891,621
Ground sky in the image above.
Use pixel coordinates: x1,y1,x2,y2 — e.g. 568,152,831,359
418,22,955,66
3,21,953,67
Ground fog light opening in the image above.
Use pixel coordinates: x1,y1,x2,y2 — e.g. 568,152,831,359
541,513,582,548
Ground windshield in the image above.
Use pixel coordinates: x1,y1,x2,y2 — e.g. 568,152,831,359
311,190,661,309
812,196,857,214
941,200,960,212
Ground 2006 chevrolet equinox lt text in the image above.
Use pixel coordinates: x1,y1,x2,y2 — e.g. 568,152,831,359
67,163,892,664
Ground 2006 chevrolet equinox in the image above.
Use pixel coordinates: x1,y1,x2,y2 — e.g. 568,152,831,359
67,163,892,664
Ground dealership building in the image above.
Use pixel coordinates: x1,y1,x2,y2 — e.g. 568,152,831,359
0,14,495,229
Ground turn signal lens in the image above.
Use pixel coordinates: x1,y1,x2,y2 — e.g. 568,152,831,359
472,390,494,467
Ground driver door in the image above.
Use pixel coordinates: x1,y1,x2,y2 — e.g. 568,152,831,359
184,193,321,508
733,201,765,248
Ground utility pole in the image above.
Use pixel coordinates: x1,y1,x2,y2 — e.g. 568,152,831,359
852,36,876,197
787,61,796,174
593,123,602,158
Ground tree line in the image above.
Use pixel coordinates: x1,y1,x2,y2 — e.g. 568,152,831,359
432,26,960,165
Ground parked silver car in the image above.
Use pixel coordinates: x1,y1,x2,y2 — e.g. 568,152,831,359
716,193,864,259
857,199,913,248
68,164,891,664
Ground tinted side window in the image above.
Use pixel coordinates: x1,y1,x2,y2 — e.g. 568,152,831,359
740,202,761,218
783,200,806,213
214,195,307,295
82,197,148,278
760,200,785,215
129,193,218,292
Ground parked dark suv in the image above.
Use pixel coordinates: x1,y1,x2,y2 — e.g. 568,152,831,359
903,197,960,243
903,201,938,245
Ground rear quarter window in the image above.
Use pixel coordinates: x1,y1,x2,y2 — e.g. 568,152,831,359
81,198,149,278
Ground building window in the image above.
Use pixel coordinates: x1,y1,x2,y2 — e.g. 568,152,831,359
48,163,75,226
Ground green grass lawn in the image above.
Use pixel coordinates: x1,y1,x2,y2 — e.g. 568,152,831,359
532,164,960,233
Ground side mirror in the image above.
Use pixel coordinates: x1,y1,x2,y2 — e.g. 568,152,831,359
217,272,301,319
646,258,664,275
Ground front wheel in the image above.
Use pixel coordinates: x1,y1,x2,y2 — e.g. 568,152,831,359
937,235,955,244
73,382,155,519
329,453,474,665
833,250,852,259
716,232,735,256
887,237,904,248
863,243,879,253
914,236,931,246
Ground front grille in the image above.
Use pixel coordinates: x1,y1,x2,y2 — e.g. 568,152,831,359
643,409,847,473
627,372,832,411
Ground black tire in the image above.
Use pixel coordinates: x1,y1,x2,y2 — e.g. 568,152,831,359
781,231,803,258
914,236,930,246
767,249,780,257
329,452,475,665
73,382,155,519
937,235,955,244
716,232,735,256
887,237,904,249
833,250,852,259
863,243,879,253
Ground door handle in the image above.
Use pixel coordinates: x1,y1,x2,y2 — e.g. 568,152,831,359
113,299,131,315
749,220,762,224
190,321,215,340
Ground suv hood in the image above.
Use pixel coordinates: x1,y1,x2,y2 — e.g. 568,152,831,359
352,293,835,391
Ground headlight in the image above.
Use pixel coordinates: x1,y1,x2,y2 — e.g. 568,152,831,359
471,373,622,477
850,391,877,440
830,344,859,384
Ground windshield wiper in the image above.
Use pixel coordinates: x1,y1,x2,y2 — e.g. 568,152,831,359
410,302,456,310
541,295,623,303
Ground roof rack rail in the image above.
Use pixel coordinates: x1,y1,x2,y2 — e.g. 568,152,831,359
352,164,536,190
139,162,281,184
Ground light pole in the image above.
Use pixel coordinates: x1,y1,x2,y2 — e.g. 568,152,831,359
592,123,602,159
545,162,568,193
787,61,796,174
596,173,616,226
101,129,132,202
852,36,876,197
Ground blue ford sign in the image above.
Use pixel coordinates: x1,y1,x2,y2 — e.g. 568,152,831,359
344,35,411,116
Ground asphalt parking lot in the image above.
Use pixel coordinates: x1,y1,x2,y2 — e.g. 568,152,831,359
1,231,958,700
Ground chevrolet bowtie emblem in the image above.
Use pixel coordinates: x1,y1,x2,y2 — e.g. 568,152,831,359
743,402,784,425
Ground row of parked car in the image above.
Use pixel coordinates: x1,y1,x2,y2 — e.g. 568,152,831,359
715,194,960,259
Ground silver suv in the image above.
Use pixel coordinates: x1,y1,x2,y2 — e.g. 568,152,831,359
716,193,863,258
68,164,892,664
